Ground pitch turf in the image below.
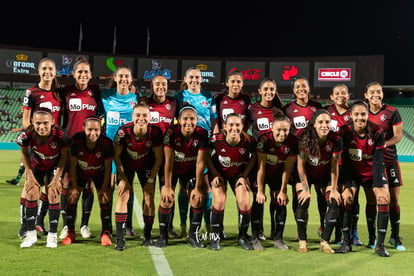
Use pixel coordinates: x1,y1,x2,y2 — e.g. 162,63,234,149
0,150,413,275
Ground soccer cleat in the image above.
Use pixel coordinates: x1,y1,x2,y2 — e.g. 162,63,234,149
80,225,91,239
46,232,58,248
20,230,37,248
36,224,48,236
143,237,154,247
59,225,68,239
352,229,363,246
115,238,126,251
389,237,406,251
375,243,390,257
320,240,335,254
336,241,352,253
180,224,188,239
124,226,136,237
258,230,266,241
219,230,227,240
6,178,20,185
101,231,112,246
239,237,253,250
168,228,179,239
274,239,289,251
156,235,168,248
297,240,308,253
61,232,76,245
209,237,220,251
188,235,204,248
367,238,377,249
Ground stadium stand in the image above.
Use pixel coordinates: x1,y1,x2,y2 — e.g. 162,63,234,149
0,88,24,142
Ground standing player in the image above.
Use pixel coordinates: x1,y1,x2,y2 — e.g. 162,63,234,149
296,109,342,253
247,78,284,248
255,114,298,251
207,113,256,250
113,103,163,250
174,67,217,238
100,65,140,237
161,104,209,248
283,76,325,239
17,58,62,239
18,108,69,248
142,75,178,239
61,115,113,246
59,57,100,240
364,82,406,251
341,100,391,257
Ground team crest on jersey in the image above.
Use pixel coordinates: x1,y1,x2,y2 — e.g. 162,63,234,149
368,139,373,146
201,101,208,108
311,107,316,112
50,142,57,149
240,100,245,106
96,152,102,158
284,147,290,154
380,114,387,121
239,148,246,155
344,115,350,121
130,101,136,109
326,144,332,152
146,141,152,148
211,135,217,142
166,103,171,110
192,139,199,147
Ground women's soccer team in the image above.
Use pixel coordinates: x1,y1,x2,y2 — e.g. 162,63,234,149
15,58,406,257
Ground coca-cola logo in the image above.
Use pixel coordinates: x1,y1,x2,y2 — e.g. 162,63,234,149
318,68,351,81
228,67,262,80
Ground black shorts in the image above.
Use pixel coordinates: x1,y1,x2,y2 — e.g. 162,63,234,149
119,168,153,189
77,175,104,189
32,167,59,186
385,159,403,188
264,174,283,192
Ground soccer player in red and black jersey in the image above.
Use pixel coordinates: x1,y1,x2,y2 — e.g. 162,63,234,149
340,100,391,257
61,116,113,246
58,57,101,240
325,84,362,246
206,113,256,251
15,58,63,239
215,70,251,134
160,104,209,248
283,76,325,238
256,114,298,251
17,108,69,249
113,103,163,250
365,82,406,251
296,109,342,254
247,78,284,242
141,75,179,239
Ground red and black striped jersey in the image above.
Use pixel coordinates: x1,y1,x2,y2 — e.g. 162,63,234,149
284,100,322,136
148,96,177,135
163,125,209,175
325,104,351,132
215,92,251,130
114,123,163,171
210,132,255,179
23,85,61,125
70,132,113,179
17,126,70,171
256,131,298,177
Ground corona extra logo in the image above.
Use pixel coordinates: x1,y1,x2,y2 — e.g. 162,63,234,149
16,54,28,61
197,64,207,71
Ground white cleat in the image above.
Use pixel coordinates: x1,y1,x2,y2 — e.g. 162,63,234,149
20,230,37,248
46,233,58,248
59,225,68,240
80,225,91,239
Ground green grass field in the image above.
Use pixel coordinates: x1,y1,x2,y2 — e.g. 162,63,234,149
0,150,413,276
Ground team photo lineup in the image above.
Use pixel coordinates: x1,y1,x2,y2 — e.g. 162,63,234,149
12,56,406,258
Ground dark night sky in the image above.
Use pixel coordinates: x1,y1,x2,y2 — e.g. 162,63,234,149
0,2,413,85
